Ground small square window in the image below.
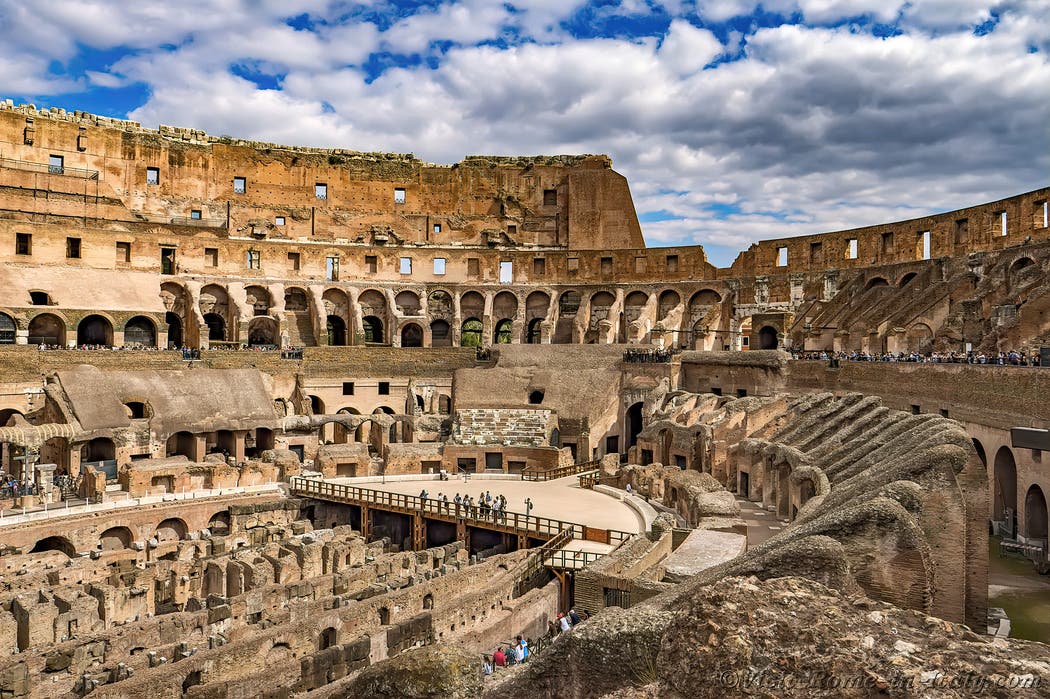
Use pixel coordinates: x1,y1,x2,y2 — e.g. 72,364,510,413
342,382,354,395
116,241,131,263
666,254,679,273
146,167,159,185
275,216,285,226
287,252,300,271
233,176,246,194
399,257,412,274
315,183,327,200
247,250,261,269
499,261,513,283
205,248,219,267
433,224,441,234
433,258,446,275
48,154,64,174
911,404,921,415
190,209,202,220
533,257,546,276
543,189,557,206
600,256,613,275
775,247,788,267
394,188,406,204
365,255,378,274
467,258,480,277
66,237,81,259
939,408,949,418
378,381,390,395
567,257,579,274
15,233,31,256
634,257,646,274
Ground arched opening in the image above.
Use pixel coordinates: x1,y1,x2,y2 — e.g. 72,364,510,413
626,402,643,448
203,313,226,342
99,527,133,551
29,536,75,557
208,512,231,536
309,395,325,416
972,438,987,468
77,314,113,347
0,312,15,344
28,313,65,346
401,323,423,347
394,290,421,316
245,286,271,316
493,318,513,344
29,291,52,306
865,277,890,290
154,518,188,543
124,401,149,419
528,390,544,405
318,627,338,651
1008,257,1036,290
1025,485,1048,542
247,317,278,347
461,318,483,347
899,272,918,288
378,607,391,625
123,316,157,347
430,320,451,347
658,290,681,320
526,318,543,344
438,395,451,415
284,287,309,311
166,431,196,459
334,407,361,444
905,323,933,353
422,593,434,610
362,316,384,344
993,447,1018,534
182,671,202,694
82,437,115,462
165,312,183,348
326,315,347,346
757,326,778,350
554,291,580,343
525,291,550,337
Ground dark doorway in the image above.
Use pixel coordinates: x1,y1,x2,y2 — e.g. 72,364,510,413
165,312,183,348
203,313,226,342
77,314,113,346
758,326,778,350
362,315,383,344
485,452,503,471
626,402,643,448
401,323,423,347
327,315,346,345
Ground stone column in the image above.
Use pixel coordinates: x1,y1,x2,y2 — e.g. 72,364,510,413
34,463,57,503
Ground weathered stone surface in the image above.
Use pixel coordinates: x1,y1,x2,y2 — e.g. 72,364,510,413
341,645,482,699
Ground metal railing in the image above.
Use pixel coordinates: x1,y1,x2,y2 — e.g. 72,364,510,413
999,538,1048,563
0,156,99,180
522,459,602,482
289,476,632,545
514,528,572,595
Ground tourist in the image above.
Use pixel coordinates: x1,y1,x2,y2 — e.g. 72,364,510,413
518,635,529,662
625,483,633,496
569,608,581,626
513,638,525,664
482,656,493,675
558,612,571,632
493,647,506,667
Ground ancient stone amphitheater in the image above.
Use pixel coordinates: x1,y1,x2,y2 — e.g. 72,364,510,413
0,103,1047,697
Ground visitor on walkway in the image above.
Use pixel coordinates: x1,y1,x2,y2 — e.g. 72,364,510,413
493,647,506,667
569,608,581,626
558,612,571,632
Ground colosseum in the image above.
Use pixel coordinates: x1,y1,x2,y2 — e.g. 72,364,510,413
0,102,1048,697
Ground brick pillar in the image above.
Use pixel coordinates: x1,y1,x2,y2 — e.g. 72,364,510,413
413,513,425,551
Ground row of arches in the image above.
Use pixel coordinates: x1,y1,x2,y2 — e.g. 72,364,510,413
28,513,228,557
0,312,161,347
983,441,1048,544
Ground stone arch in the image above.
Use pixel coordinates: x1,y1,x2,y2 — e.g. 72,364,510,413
284,287,309,311
689,289,722,313
28,312,66,346
358,289,387,316
123,315,157,347
757,326,779,350
460,291,485,319
401,322,423,347
30,536,75,557
165,312,183,348
318,627,338,650
905,322,933,352
155,518,188,543
378,607,391,625
558,290,580,316
247,317,278,347
1008,256,1037,290
525,291,550,322
430,319,451,347
334,407,362,443
658,290,681,320
624,290,648,316
309,395,325,416
99,526,133,551
394,290,421,316
362,315,384,344
1025,485,1047,542
245,286,271,316
493,318,513,344
199,284,229,318
526,318,543,344
123,401,150,419
77,314,113,346
993,446,1017,528
208,511,231,536
423,593,434,610
626,402,644,448
82,437,115,462
492,291,518,320
0,311,15,344
529,390,544,405
899,272,918,287
865,277,890,290
29,290,53,306
588,291,616,339
461,318,483,347
428,290,453,316
203,313,226,342
326,315,347,346
167,431,196,459
972,438,987,468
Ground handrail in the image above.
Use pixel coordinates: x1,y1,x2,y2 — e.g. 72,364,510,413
544,548,608,570
0,156,99,180
522,459,602,482
288,476,632,544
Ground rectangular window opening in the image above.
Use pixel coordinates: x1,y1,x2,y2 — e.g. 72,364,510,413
433,258,446,275
507,224,517,237
399,257,412,275
275,216,286,226
116,241,131,263
467,258,480,277
999,210,1008,237
378,381,390,395
567,257,579,275
499,261,513,283
845,239,858,260
66,237,81,259
161,247,176,275
954,218,969,245
666,254,679,273
911,404,921,415
247,250,261,269
394,187,406,204
917,231,931,260
809,242,823,264
881,231,895,255
315,183,327,200
233,176,246,194
1042,201,1049,229
146,167,159,185
48,154,64,174
190,209,202,220
634,256,646,274
326,256,339,281
365,255,378,274
205,248,218,267
543,188,557,206
776,246,788,267
15,233,31,256
342,382,355,396
533,257,546,276
287,251,300,271
600,256,613,275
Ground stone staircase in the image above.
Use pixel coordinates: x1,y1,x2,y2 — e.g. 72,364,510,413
451,409,553,446
285,310,316,347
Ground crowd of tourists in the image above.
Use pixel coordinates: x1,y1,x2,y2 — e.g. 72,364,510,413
418,489,514,522
481,609,589,676
623,347,678,363
37,343,167,351
790,349,1043,366
0,474,38,499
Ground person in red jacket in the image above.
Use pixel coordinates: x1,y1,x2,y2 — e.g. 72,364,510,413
493,647,506,667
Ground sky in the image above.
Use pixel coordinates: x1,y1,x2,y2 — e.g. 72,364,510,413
0,1,1047,267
